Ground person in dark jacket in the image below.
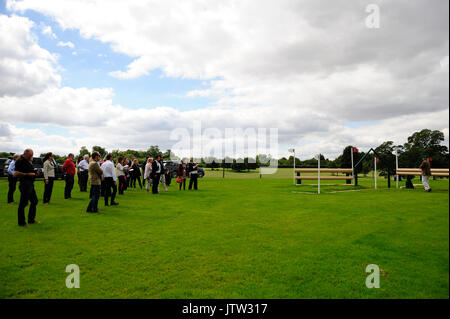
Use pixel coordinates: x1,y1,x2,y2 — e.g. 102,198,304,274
151,155,162,194
187,157,199,190
130,159,142,189
14,149,40,226
165,168,172,186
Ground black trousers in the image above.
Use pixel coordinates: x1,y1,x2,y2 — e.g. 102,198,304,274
118,175,125,194
8,175,17,203
80,171,88,192
189,174,198,190
104,177,117,205
64,175,74,199
131,175,142,189
77,172,82,190
152,174,161,194
87,185,100,212
179,178,186,190
18,182,38,226
43,177,54,203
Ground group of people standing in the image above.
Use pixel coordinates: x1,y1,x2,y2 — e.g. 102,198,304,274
7,148,201,226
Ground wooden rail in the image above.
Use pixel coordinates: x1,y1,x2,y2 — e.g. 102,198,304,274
295,168,353,173
396,168,449,177
295,176,353,180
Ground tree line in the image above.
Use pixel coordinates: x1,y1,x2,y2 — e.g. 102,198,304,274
1,129,447,174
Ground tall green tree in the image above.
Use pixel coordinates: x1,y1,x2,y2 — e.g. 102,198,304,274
92,146,107,158
399,129,449,168
146,145,161,158
78,146,90,157
374,141,396,176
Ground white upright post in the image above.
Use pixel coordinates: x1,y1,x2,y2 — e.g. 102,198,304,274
395,150,399,189
374,157,377,189
293,150,296,186
351,148,354,183
318,154,321,194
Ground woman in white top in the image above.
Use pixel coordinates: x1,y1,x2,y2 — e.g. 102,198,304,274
144,158,153,193
116,157,126,195
43,152,56,204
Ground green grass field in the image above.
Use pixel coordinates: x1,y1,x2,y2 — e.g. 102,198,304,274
0,168,448,298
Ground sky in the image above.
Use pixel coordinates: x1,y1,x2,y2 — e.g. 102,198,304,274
0,0,448,160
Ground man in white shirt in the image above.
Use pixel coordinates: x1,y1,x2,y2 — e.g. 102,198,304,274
78,155,90,192
101,154,118,206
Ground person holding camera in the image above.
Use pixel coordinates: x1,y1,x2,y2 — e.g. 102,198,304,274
187,157,199,190
14,149,40,227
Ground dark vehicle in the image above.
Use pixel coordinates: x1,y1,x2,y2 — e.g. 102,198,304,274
32,157,44,177
163,160,205,178
163,160,179,178
197,167,205,178
0,158,9,177
55,162,64,180
36,158,64,180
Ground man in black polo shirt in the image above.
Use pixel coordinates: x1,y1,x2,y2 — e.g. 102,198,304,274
14,149,39,227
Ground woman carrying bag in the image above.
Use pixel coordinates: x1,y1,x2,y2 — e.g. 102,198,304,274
177,160,187,191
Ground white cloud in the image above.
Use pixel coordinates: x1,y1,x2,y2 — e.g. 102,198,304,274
57,41,75,49
41,24,56,39
0,14,61,97
2,0,449,158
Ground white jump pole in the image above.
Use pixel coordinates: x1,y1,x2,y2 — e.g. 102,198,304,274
318,154,321,194
374,156,377,189
395,150,399,189
351,147,355,184
293,149,296,186
289,148,295,185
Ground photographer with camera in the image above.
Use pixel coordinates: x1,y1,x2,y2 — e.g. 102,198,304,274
14,149,40,227
187,157,199,190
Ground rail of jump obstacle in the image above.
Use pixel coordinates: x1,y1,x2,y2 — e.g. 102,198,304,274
394,151,449,188
291,148,382,194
